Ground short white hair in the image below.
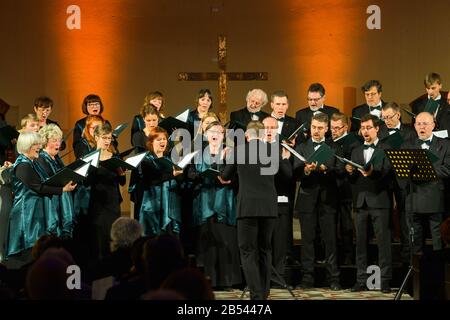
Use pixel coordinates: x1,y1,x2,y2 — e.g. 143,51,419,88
39,124,63,147
110,217,143,252
16,132,42,155
246,89,268,108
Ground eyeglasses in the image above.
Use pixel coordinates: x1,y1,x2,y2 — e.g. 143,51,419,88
99,136,112,141
208,130,224,135
381,113,398,121
415,122,432,127
87,102,101,107
307,97,323,102
360,126,375,131
330,125,345,131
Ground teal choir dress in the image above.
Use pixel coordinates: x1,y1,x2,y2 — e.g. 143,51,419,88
139,153,182,237
6,155,62,257
37,151,74,237
187,149,241,288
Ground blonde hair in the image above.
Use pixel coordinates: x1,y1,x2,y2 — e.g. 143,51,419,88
39,124,63,147
20,113,39,129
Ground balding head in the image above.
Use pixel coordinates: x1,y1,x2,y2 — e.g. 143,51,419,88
263,117,279,142
414,112,435,140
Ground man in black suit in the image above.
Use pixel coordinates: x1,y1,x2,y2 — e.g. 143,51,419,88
262,117,294,286
379,102,418,264
269,90,301,144
295,83,339,140
403,112,450,254
346,114,393,293
410,72,450,137
329,112,363,265
351,80,387,133
220,121,281,300
229,88,270,128
293,112,342,290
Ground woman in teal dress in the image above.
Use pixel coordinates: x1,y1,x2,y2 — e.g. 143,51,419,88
139,127,183,237
36,124,74,238
187,121,241,289
6,132,76,258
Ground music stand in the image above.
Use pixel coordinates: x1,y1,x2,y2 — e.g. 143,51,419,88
239,265,296,299
384,149,438,300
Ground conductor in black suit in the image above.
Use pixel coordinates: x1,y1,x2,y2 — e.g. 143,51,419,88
403,111,450,254
220,121,279,300
295,83,339,140
230,88,270,127
293,112,342,290
346,114,393,293
351,80,387,133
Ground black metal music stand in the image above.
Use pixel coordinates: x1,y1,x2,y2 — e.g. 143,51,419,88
384,149,438,300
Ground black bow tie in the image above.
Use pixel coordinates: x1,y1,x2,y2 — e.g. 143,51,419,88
370,106,381,111
389,128,400,132
419,139,432,146
363,144,376,150
312,141,324,148
276,117,285,122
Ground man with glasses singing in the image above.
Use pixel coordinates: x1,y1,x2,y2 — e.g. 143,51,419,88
351,80,387,133
329,113,363,265
345,114,393,293
295,83,339,139
379,102,418,266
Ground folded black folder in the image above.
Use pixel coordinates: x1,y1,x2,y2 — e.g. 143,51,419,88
307,143,336,167
280,123,307,142
380,131,404,149
154,151,199,171
67,149,101,170
112,123,129,137
0,125,19,147
99,151,147,171
43,162,91,187
200,168,220,179
159,117,189,133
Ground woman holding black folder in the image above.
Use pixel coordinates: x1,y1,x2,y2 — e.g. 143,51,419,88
131,91,166,144
5,132,76,258
86,123,126,261
139,127,183,238
186,121,241,289
36,124,75,238
129,106,159,222
187,89,213,137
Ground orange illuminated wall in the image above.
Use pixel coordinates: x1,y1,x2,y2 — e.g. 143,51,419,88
285,1,365,114
48,0,126,125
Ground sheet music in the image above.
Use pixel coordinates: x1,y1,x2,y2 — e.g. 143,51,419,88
74,161,91,177
82,150,100,168
125,151,147,168
177,150,199,169
176,109,190,123
281,143,306,162
335,155,365,170
432,130,448,139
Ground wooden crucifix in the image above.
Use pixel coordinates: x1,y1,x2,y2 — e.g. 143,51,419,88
178,35,268,123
